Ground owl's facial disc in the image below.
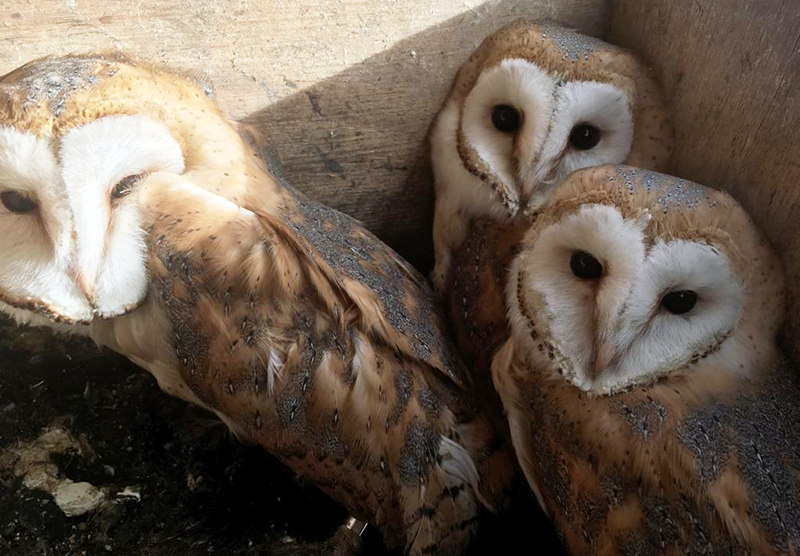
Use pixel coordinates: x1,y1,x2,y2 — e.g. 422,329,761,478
459,60,635,219
510,203,746,395
61,114,185,319
0,126,94,325
590,239,745,393
524,81,634,214
510,204,646,390
460,59,556,218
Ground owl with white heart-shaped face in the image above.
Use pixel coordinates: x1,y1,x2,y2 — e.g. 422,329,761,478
0,53,515,556
494,165,798,554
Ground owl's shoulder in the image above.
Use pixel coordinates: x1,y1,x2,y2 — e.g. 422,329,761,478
279,186,470,389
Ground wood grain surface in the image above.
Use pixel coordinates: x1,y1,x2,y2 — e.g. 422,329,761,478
610,0,800,361
0,0,608,270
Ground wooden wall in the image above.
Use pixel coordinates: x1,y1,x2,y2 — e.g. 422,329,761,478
0,0,608,269
610,0,800,360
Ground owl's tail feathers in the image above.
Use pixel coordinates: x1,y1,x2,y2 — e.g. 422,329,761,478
402,425,516,556
460,415,517,513
402,436,481,556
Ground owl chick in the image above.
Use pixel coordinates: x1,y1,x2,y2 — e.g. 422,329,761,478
430,19,673,384
0,54,514,555
493,164,799,554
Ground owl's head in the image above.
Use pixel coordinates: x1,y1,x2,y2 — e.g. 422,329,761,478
431,19,672,222
507,165,784,395
0,54,266,327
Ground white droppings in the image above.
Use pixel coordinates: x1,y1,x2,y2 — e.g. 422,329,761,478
0,425,137,517
54,481,106,517
117,486,141,502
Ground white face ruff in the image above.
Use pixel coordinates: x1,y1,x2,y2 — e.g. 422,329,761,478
509,204,746,395
0,115,185,325
432,59,634,224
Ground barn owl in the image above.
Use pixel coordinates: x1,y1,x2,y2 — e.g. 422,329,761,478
430,19,672,385
0,54,515,556
493,164,799,554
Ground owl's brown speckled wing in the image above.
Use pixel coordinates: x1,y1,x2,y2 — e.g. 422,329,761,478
493,340,800,555
445,217,528,388
279,184,471,390
240,124,471,391
134,176,513,556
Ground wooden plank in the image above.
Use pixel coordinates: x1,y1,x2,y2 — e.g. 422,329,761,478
610,0,800,361
0,0,608,269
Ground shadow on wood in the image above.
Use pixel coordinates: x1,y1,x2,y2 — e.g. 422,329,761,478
244,0,608,271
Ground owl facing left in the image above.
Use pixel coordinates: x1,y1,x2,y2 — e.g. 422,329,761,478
430,19,673,387
493,165,799,554
0,54,515,556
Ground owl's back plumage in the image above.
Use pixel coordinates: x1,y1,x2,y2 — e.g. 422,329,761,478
495,341,800,554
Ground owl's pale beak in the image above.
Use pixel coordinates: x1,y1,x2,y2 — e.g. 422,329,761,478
76,271,96,305
590,297,616,377
591,341,615,377
518,169,559,219
71,210,110,311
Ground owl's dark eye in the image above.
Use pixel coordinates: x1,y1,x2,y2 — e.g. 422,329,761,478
661,290,698,315
111,174,143,199
491,104,522,133
570,251,603,280
1,191,37,214
569,123,602,150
